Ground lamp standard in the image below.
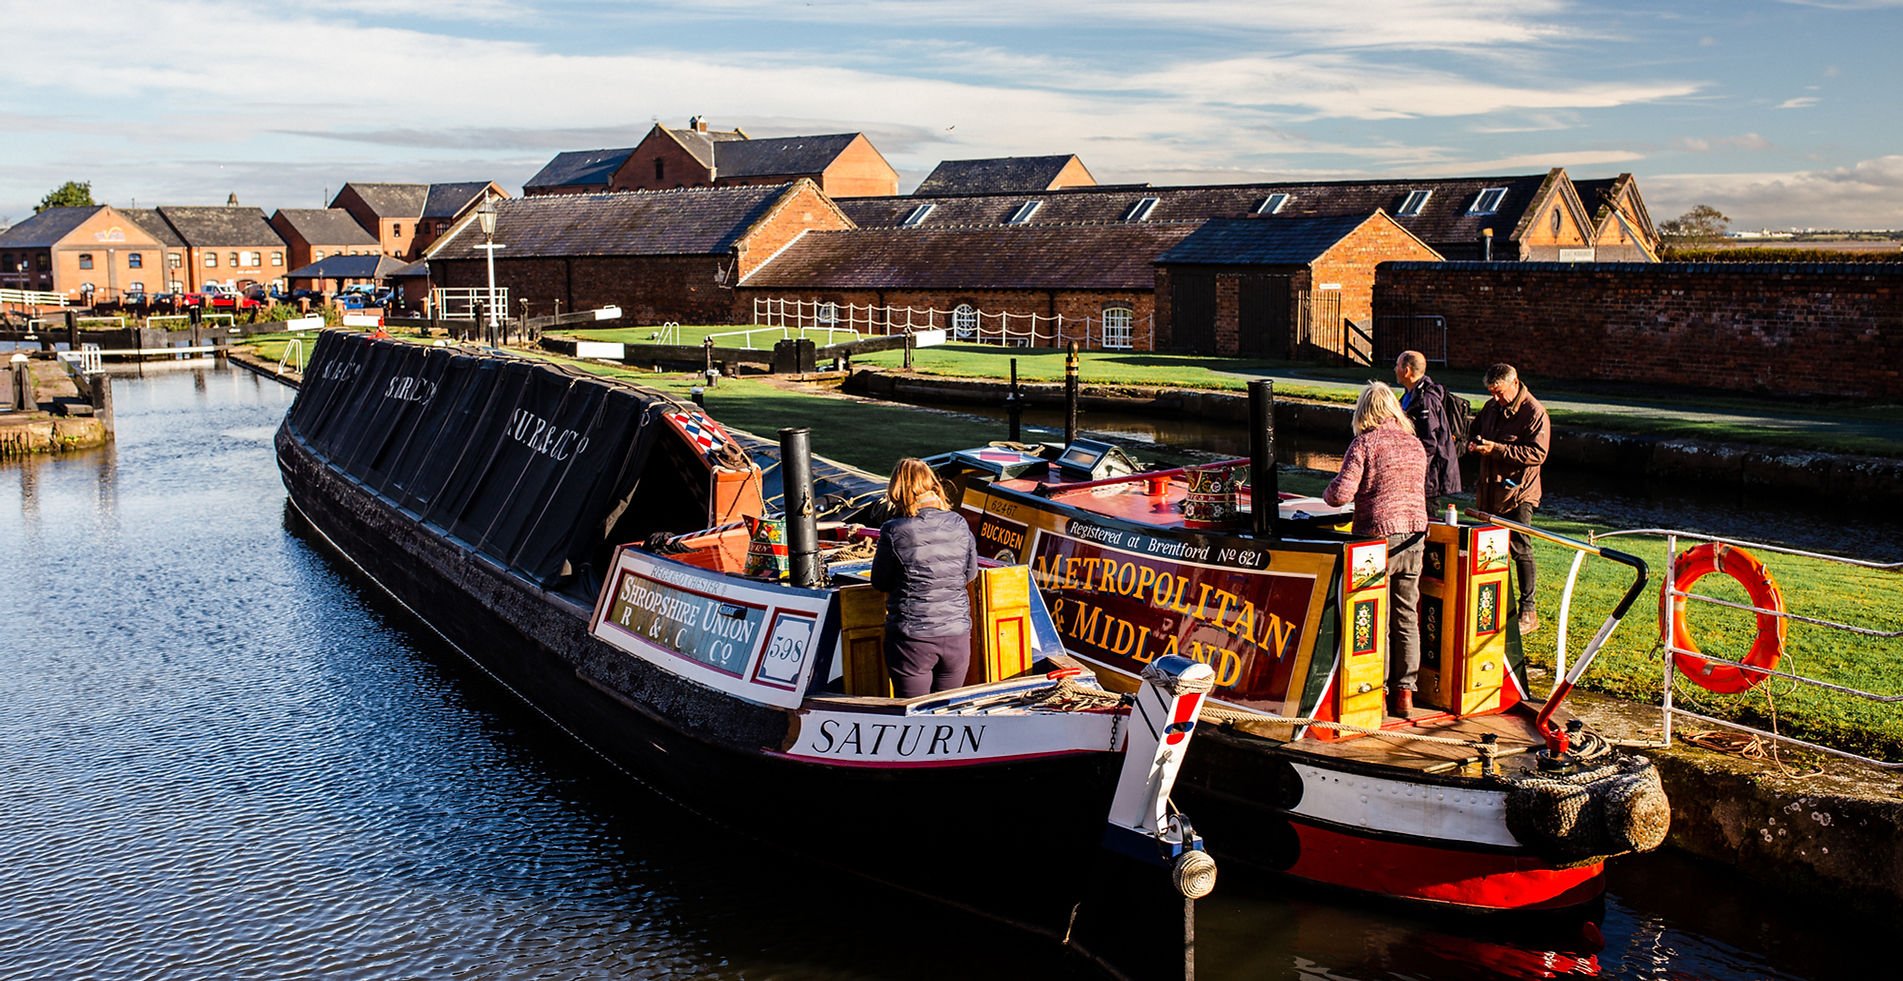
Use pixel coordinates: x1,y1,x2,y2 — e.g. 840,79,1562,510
474,197,505,342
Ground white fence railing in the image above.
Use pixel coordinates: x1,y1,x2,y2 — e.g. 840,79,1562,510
432,287,511,322
0,288,67,308
752,296,1148,351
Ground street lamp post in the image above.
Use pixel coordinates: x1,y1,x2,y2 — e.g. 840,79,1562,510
475,197,505,344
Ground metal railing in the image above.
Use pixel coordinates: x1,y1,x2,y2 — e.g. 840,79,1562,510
752,296,1150,351
57,343,103,376
0,288,67,307
1557,528,1903,768
278,338,306,376
431,287,511,322
1473,510,1649,756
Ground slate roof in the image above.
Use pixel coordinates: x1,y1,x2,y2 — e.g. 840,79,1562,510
713,133,860,179
1156,215,1391,265
523,148,636,191
344,182,429,218
155,206,285,247
1573,178,1617,219
427,184,797,260
422,182,495,220
286,254,411,279
272,208,379,246
914,155,1085,195
0,206,103,248
741,222,1201,291
838,172,1561,255
119,208,185,247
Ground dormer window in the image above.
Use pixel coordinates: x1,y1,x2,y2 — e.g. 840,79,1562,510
1006,200,1041,225
1470,187,1507,215
902,204,935,227
1123,197,1159,222
1398,190,1432,216
1256,193,1290,215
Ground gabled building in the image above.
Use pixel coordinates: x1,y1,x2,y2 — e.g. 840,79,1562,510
1573,173,1660,261
525,117,901,198
738,221,1203,351
1154,213,1442,356
138,205,287,293
119,209,188,294
839,168,1607,261
328,181,507,260
423,180,854,324
0,205,169,302
913,154,1096,195
267,209,382,282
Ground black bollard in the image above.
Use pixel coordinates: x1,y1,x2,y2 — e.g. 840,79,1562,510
903,330,914,370
778,427,822,588
64,310,77,354
1249,379,1279,539
703,336,715,376
1064,341,1080,446
1006,358,1023,442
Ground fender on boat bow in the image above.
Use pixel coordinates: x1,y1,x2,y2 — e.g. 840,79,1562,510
1107,654,1218,898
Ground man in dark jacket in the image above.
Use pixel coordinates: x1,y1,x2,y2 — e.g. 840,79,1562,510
1469,363,1549,634
1394,350,1462,507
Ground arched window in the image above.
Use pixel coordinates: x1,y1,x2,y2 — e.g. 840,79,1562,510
78,253,94,270
1551,208,1562,235
817,301,838,325
1101,305,1134,350
952,303,978,340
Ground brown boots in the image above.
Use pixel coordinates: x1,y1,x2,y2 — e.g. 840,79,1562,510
1387,689,1413,718
1517,603,1541,634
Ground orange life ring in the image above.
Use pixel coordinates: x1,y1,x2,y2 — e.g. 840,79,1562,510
1660,543,1786,694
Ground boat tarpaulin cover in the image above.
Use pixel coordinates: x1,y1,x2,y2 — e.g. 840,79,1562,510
286,331,680,588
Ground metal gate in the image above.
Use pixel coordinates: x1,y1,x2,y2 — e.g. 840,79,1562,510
1292,289,1344,362
1374,313,1449,365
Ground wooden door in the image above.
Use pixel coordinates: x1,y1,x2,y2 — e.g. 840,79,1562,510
1169,270,1217,354
1237,274,1291,358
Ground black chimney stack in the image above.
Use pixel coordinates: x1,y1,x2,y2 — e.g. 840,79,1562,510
778,427,822,587
1249,379,1279,539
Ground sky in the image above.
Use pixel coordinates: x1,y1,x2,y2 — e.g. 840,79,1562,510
2,0,1900,231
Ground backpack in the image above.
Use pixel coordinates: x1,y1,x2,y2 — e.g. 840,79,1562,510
1441,385,1474,446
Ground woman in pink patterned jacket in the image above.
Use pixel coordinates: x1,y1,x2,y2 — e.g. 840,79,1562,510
1322,382,1429,718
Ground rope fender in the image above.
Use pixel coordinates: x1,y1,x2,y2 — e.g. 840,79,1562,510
1504,755,1671,860
1662,543,1787,694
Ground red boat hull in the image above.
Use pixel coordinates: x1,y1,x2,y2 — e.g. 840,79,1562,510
1287,821,1605,911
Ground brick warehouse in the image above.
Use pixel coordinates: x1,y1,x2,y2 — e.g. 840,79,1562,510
1155,212,1441,357
424,180,852,324
1374,262,1903,399
737,221,1204,350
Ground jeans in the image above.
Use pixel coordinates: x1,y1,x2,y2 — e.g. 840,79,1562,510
1387,531,1426,693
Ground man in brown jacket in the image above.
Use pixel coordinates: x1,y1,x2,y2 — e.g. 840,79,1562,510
1469,363,1549,633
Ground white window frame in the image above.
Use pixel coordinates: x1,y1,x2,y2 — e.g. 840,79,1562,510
902,204,935,226
1398,190,1432,216
1470,187,1507,215
1101,306,1134,350
1124,197,1159,222
1256,193,1290,215
1006,201,1041,225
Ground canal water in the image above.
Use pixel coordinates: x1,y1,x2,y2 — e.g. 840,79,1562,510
0,365,1882,980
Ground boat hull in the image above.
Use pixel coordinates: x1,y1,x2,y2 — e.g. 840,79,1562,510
275,424,1197,961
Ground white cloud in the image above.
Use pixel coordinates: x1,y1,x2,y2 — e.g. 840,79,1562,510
1647,156,1903,229
1776,96,1821,109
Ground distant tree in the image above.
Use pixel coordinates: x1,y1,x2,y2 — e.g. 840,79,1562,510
35,181,95,213
1659,204,1731,244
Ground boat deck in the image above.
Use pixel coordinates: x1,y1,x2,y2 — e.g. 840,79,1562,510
1296,708,1554,775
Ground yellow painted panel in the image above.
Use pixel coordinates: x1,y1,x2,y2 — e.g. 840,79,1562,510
975,565,1034,682
838,584,891,697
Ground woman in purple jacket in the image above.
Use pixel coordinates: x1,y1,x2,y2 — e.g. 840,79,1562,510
1322,383,1430,717
870,458,979,697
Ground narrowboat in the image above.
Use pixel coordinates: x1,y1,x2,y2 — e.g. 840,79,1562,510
273,331,1218,978
912,381,1670,912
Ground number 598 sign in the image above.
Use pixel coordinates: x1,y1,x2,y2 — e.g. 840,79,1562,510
752,613,817,689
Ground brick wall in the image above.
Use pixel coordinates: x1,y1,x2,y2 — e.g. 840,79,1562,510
436,255,740,324
1313,215,1442,327
1375,262,1903,398
620,131,711,191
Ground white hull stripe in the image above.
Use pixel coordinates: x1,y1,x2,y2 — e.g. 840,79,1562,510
1287,761,1519,848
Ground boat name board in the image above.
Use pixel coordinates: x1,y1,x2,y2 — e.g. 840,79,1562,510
594,551,826,707
782,708,1112,767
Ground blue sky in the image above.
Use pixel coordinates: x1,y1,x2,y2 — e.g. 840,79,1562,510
3,0,1899,230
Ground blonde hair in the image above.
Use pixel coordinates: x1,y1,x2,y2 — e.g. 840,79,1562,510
884,457,947,517
1352,381,1414,435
